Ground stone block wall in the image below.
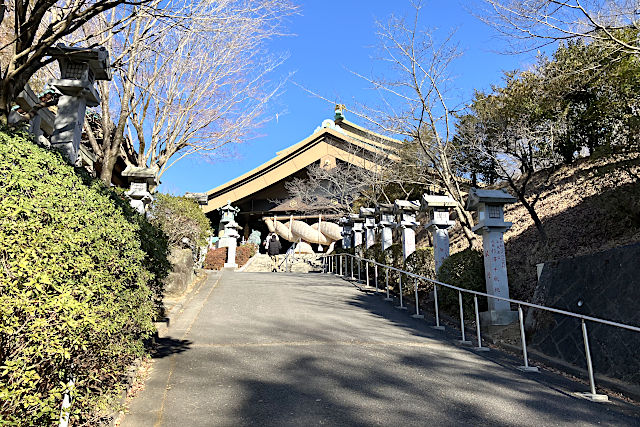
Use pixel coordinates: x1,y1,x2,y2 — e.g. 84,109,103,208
164,248,195,296
528,242,640,385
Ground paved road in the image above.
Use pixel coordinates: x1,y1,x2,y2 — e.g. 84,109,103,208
122,271,640,426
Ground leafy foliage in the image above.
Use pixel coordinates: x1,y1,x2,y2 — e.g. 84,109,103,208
150,193,212,248
236,244,257,268
204,247,227,270
0,130,162,424
437,249,487,318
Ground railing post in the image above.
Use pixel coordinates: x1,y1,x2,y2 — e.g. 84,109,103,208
374,264,379,293
384,267,392,301
412,278,423,319
432,284,444,330
358,258,361,281
364,261,371,288
517,305,539,372
578,319,608,401
458,291,471,345
350,256,354,279
339,254,343,276
396,274,406,310
473,295,489,352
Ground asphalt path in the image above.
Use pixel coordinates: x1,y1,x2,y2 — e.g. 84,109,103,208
121,271,640,426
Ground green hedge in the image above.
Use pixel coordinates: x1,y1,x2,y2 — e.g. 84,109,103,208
0,130,167,424
150,193,211,248
437,249,487,318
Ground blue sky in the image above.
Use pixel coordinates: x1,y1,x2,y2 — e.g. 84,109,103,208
158,0,537,195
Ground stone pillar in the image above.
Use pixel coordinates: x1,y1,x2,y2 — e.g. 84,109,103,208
394,200,420,261
360,207,376,249
466,188,518,325
217,201,240,248
339,216,354,249
352,215,365,251
122,166,158,215
421,195,457,272
376,204,395,252
47,45,111,165
223,220,241,269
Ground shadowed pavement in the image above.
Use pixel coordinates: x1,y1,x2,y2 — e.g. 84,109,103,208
121,271,640,426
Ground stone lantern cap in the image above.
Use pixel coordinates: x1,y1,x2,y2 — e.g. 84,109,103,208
122,165,158,193
376,203,395,228
466,188,516,233
359,207,375,217
421,194,458,210
393,200,420,228
465,188,517,211
218,200,240,225
184,192,208,205
422,194,456,229
48,44,112,81
224,219,242,230
339,216,354,227
349,213,364,223
393,200,420,214
376,203,394,214
359,207,376,229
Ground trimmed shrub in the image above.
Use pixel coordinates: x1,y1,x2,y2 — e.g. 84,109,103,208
236,244,257,268
0,130,162,424
204,247,227,270
437,249,487,318
405,247,436,293
149,193,211,247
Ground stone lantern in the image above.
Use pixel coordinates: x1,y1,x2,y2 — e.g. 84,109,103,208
222,220,242,269
122,166,158,215
421,194,457,272
393,200,420,261
359,207,377,249
217,201,240,248
466,188,518,326
351,214,365,250
339,216,354,249
376,203,395,252
47,44,111,165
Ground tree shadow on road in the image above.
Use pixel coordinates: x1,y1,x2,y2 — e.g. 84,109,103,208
152,336,192,359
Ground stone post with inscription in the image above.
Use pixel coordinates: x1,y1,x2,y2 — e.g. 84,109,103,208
393,200,420,261
360,207,376,249
466,188,518,325
421,194,457,272
351,214,365,252
376,204,395,252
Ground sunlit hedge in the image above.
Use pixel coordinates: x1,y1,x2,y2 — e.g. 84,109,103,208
0,130,167,424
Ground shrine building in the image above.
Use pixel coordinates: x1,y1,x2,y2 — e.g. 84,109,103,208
201,106,402,244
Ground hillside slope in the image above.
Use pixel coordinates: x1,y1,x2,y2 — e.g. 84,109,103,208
445,153,640,302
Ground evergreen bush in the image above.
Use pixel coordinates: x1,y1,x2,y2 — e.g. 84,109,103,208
149,193,211,248
437,249,487,318
0,130,162,424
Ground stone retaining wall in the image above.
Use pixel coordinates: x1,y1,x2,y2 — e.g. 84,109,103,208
527,242,640,385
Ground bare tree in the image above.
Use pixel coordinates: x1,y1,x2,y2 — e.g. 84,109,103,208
351,1,477,245
0,0,149,122
89,0,296,184
481,0,640,54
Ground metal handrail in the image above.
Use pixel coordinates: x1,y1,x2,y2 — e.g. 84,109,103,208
279,240,300,271
322,252,640,400
331,253,640,333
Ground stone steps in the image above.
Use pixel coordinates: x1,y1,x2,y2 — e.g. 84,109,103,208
243,253,323,273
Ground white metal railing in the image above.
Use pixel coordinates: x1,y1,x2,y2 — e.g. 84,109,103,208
322,252,640,400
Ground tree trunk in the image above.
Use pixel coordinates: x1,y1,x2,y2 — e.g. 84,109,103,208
99,151,117,185
518,194,547,242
